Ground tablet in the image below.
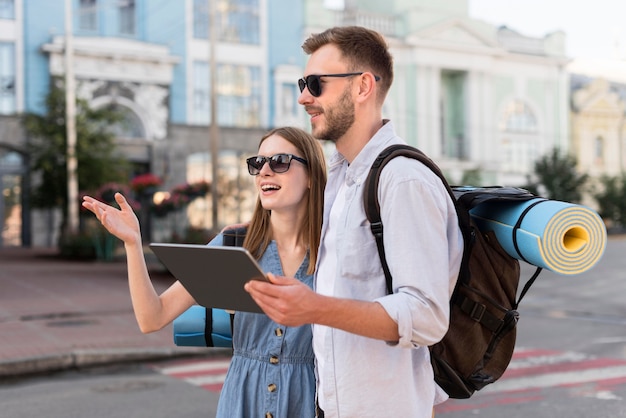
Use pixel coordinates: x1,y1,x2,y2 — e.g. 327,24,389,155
149,243,268,314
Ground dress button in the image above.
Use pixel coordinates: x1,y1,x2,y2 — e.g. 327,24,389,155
268,383,277,392
270,356,279,364
275,327,283,337
265,413,273,418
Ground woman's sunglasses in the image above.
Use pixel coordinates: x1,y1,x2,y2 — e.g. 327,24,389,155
246,153,308,176
297,72,381,97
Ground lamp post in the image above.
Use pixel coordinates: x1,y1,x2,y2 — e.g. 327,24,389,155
208,0,219,232
64,0,79,235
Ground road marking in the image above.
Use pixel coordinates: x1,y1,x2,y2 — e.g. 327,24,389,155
153,357,231,392
436,347,626,414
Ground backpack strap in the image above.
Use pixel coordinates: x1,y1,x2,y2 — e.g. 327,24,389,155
364,144,542,298
222,226,247,247
364,144,465,294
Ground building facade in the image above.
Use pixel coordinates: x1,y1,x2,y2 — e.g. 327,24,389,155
1,0,572,247
303,0,570,186
1,0,307,246
568,58,626,209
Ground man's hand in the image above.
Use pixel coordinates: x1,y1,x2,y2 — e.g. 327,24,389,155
245,273,319,326
246,274,400,342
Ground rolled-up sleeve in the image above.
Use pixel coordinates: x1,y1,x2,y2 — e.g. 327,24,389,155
373,157,462,348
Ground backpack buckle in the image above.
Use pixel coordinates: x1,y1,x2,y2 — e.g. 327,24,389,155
469,302,486,322
370,221,383,238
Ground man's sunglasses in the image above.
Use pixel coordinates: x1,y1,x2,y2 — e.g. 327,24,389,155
246,153,308,176
297,72,381,97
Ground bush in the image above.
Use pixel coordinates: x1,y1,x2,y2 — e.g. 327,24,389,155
593,173,626,228
170,227,215,245
58,231,97,260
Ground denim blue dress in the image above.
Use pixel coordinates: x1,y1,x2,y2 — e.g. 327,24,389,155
215,241,316,418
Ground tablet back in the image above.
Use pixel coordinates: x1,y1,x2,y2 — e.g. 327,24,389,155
150,243,267,313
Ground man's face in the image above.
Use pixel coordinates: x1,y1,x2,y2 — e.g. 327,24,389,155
298,44,356,143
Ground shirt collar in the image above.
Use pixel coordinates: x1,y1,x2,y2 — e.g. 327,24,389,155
334,119,398,187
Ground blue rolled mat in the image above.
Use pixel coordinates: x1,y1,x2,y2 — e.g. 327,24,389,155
470,198,607,275
173,305,233,347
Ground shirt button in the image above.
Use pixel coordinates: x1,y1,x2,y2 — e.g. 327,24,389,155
275,327,283,337
269,356,279,364
268,383,277,392
265,413,273,418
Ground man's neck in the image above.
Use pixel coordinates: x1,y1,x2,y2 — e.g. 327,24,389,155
336,118,386,163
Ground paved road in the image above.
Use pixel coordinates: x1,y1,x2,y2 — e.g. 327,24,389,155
154,235,626,417
435,234,626,417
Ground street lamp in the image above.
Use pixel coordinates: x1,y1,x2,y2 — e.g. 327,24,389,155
65,0,79,235
208,0,219,232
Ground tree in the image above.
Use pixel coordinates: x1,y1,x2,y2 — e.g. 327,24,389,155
523,147,588,203
22,78,129,232
593,173,626,228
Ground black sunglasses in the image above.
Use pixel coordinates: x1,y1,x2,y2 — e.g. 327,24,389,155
297,72,381,97
246,153,308,176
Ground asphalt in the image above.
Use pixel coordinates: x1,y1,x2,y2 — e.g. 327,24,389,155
0,246,227,379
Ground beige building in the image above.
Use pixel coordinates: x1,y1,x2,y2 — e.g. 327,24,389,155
569,58,626,208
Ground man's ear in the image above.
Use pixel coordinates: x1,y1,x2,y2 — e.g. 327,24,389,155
356,72,378,102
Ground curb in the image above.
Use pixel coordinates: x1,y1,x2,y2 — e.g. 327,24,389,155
0,347,232,378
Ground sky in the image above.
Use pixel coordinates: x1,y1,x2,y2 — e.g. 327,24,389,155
468,0,626,60
325,0,626,61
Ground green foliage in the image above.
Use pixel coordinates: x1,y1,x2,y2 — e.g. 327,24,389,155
460,168,482,187
22,78,129,216
170,226,215,245
593,173,626,227
523,147,588,203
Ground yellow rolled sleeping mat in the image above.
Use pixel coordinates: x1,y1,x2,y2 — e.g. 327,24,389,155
470,198,607,275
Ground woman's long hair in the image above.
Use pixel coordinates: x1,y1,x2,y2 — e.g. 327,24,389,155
243,127,327,275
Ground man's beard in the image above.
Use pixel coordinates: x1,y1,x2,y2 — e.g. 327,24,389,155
315,88,355,143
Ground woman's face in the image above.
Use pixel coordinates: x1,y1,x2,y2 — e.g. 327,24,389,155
254,134,309,214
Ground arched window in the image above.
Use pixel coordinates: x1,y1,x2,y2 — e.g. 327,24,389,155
0,149,22,169
110,105,145,139
499,99,537,134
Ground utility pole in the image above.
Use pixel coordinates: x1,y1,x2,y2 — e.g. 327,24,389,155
208,0,219,232
65,0,79,234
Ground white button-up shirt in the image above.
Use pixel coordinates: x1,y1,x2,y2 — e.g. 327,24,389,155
313,121,464,418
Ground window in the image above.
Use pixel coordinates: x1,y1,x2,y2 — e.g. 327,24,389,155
499,99,537,133
594,136,604,164
79,0,97,31
118,0,135,35
499,99,539,172
0,43,15,114
217,64,261,127
110,106,145,139
440,70,467,159
193,0,208,39
0,0,14,19
192,61,210,124
192,61,261,127
193,0,259,44
281,83,299,118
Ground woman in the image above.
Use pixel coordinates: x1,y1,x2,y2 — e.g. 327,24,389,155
82,126,327,417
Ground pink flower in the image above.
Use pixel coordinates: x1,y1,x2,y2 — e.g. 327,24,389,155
130,173,163,193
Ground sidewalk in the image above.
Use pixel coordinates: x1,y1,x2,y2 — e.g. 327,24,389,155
0,247,223,378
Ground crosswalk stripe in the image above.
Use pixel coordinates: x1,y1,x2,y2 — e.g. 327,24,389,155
187,373,229,386
153,357,231,392
436,347,626,414
482,364,626,393
156,359,231,375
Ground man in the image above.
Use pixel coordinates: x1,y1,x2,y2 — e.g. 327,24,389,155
245,26,464,417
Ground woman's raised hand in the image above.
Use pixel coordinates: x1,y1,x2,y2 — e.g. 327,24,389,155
82,192,142,246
